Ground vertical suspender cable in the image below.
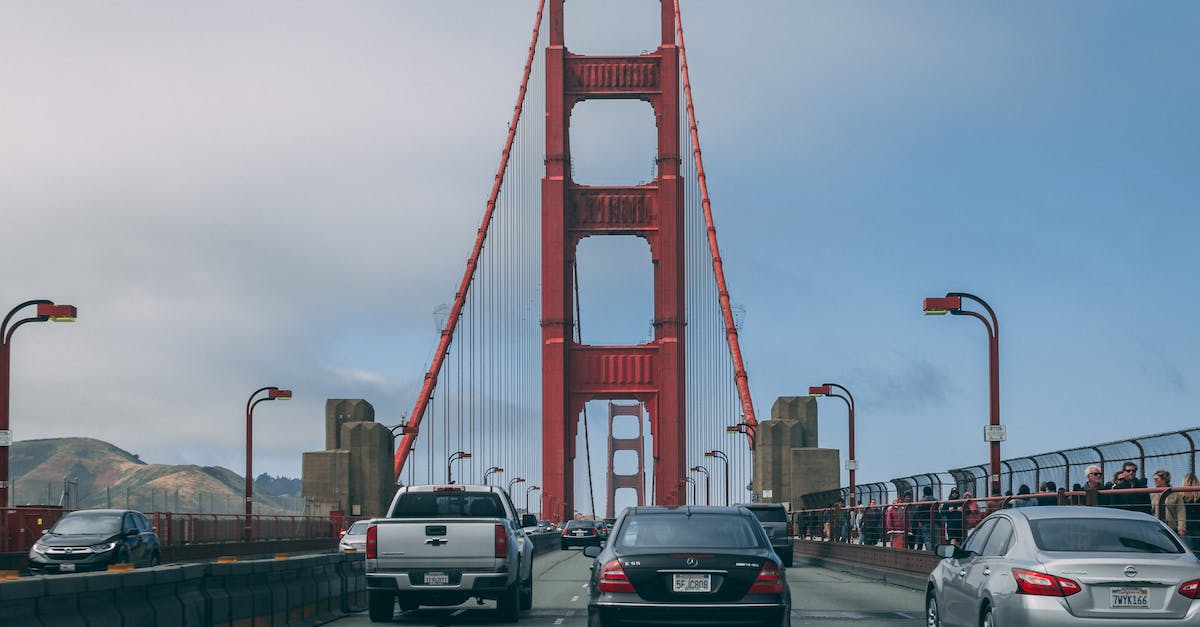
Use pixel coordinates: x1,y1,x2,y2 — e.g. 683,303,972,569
674,2,758,443
574,263,598,518
396,0,547,478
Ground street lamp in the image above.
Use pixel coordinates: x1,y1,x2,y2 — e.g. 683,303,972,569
681,476,697,504
506,476,526,499
446,451,472,484
525,485,541,515
704,450,730,505
483,466,504,485
1,300,77,550
923,291,1003,496
245,386,292,541
809,383,857,506
689,465,711,505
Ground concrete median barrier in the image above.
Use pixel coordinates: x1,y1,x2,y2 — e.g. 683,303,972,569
0,553,364,627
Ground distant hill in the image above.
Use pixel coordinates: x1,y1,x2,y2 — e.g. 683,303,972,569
10,438,303,515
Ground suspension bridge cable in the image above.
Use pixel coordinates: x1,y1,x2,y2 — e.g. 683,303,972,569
395,0,547,478
572,262,598,518
674,1,758,444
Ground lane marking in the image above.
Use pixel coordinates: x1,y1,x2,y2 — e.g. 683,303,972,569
451,609,465,617
554,619,564,625
581,583,588,589
570,595,579,602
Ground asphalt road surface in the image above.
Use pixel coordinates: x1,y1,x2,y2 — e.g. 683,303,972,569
333,548,925,626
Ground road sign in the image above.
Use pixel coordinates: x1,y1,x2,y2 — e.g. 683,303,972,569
984,425,1007,442
845,459,859,471
0,430,11,447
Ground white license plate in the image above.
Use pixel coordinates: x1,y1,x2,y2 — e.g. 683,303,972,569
1111,587,1149,609
59,563,76,572
672,573,711,593
423,572,450,585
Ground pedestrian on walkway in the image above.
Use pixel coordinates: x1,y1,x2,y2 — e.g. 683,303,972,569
1181,472,1200,552
886,496,907,549
862,498,884,546
940,488,964,545
1150,470,1185,539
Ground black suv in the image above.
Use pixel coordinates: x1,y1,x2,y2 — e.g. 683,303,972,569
29,509,161,574
737,503,793,566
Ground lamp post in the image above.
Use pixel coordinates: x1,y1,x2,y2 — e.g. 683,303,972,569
1,300,77,550
924,292,1003,496
483,466,504,485
726,422,756,449
704,450,730,505
525,485,541,515
689,465,711,505
681,476,697,504
245,386,292,541
808,383,857,506
447,451,472,484
506,476,526,499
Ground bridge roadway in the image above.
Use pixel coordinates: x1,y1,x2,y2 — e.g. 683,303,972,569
336,548,925,626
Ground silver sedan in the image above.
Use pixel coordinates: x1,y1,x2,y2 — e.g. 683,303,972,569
926,505,1200,626
338,519,370,553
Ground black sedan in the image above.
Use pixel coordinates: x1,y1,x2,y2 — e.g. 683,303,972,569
29,509,161,574
584,506,790,627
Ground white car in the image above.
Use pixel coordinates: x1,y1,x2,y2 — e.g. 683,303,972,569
926,506,1200,626
338,520,370,553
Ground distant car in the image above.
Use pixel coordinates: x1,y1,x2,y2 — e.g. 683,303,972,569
926,505,1200,626
535,520,554,533
737,503,793,567
29,509,161,574
584,506,790,627
339,520,370,553
562,519,604,550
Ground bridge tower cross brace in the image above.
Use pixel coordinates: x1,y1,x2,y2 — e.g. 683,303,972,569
541,0,686,522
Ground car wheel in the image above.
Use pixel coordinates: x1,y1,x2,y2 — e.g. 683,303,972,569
519,572,533,610
368,590,395,623
561,542,569,550
587,608,605,627
925,593,941,627
497,580,520,622
782,550,793,568
116,547,132,565
149,551,160,567
979,605,994,627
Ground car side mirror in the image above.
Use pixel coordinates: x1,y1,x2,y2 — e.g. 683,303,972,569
339,530,347,538
583,546,602,558
521,514,537,528
126,528,139,537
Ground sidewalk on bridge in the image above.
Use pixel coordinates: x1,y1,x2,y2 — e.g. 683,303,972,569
793,539,936,592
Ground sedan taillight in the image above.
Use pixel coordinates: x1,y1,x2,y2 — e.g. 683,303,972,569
748,562,784,594
365,524,377,559
597,559,636,593
1179,579,1200,599
1012,568,1080,597
495,524,508,558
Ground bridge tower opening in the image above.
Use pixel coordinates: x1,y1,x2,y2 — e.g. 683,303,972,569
541,0,686,521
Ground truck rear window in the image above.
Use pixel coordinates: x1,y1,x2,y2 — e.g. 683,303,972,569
745,507,787,523
390,492,507,518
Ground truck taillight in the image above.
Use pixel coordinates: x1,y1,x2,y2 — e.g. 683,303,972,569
495,524,507,558
786,521,794,537
366,524,377,559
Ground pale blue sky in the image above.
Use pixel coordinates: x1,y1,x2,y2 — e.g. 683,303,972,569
2,2,1196,501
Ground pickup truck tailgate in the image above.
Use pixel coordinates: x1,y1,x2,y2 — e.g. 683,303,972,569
373,518,502,564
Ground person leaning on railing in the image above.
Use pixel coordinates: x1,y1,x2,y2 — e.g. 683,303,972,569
1150,469,1186,540
1182,472,1200,552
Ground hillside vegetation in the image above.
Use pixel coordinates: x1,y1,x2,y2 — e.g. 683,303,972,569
10,438,303,515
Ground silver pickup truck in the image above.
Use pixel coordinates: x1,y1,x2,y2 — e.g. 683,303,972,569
364,484,537,622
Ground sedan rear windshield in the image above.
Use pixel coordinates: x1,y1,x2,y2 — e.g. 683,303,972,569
1029,518,1185,554
616,513,765,549
390,492,506,518
565,520,598,529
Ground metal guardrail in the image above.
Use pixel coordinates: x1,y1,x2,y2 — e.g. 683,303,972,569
813,427,1200,508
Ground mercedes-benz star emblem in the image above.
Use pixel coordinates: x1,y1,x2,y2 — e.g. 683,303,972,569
1124,566,1138,578
686,557,699,567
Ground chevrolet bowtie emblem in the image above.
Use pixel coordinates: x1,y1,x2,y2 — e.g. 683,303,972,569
426,538,448,546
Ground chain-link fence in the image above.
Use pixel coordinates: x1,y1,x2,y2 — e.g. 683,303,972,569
842,427,1199,506
11,481,306,515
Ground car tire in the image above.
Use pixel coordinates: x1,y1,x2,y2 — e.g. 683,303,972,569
561,542,569,550
979,606,994,627
781,550,793,568
587,608,606,627
368,590,395,623
115,547,131,566
519,571,533,610
497,580,521,622
925,593,941,627
149,551,161,567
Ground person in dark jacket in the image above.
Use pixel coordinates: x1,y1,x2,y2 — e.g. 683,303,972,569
1114,462,1151,514
939,488,964,545
1037,481,1058,506
861,499,884,546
